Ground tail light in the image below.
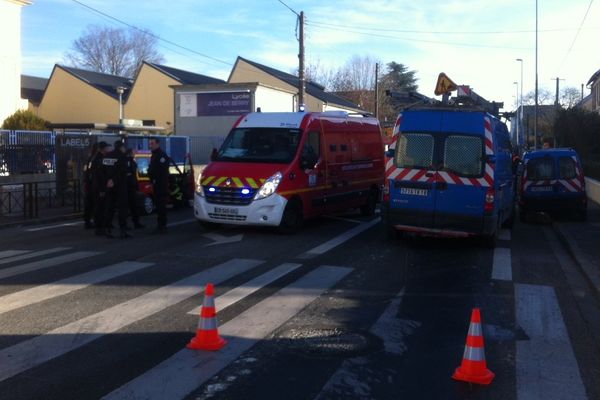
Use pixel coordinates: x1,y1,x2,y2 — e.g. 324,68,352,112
383,180,390,202
484,187,495,214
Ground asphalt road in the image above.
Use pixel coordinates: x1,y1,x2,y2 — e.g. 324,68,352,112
0,206,599,400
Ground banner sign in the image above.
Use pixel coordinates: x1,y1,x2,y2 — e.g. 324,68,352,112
196,92,252,116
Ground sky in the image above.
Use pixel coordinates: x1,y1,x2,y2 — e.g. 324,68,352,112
21,0,600,112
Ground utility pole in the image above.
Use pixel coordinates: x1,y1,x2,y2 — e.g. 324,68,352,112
581,83,584,100
534,0,539,150
298,11,305,111
516,58,524,149
552,77,564,106
374,63,379,119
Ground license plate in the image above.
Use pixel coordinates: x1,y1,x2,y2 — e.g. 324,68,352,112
400,187,428,196
531,186,553,192
214,207,239,215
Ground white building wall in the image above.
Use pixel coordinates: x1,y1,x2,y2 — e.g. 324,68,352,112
254,86,295,112
0,0,30,124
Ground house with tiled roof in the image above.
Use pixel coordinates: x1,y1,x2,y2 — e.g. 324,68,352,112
587,67,600,114
228,57,362,113
20,74,48,113
125,62,225,131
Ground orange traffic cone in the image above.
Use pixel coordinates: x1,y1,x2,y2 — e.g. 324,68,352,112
452,308,495,385
187,283,227,351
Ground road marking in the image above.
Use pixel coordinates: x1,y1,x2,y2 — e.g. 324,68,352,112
0,247,70,266
26,222,81,232
299,217,381,259
492,247,512,281
324,215,363,224
203,232,244,247
515,283,587,400
0,258,262,383
0,261,153,315
0,251,99,280
499,229,511,241
188,263,302,315
167,218,196,228
0,250,30,259
103,265,352,400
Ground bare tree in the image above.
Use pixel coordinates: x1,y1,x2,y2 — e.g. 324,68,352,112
560,86,581,109
522,89,554,106
64,25,164,78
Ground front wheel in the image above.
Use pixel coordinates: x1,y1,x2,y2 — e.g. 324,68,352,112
278,199,303,234
360,190,378,216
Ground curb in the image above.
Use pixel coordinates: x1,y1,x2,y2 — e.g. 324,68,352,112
553,223,600,299
0,212,82,230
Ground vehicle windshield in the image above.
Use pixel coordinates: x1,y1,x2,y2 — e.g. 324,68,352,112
216,128,302,164
136,157,150,178
527,157,554,180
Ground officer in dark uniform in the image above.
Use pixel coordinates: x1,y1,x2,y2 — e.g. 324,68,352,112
125,148,144,229
83,143,98,229
148,138,169,234
91,142,111,236
103,140,131,239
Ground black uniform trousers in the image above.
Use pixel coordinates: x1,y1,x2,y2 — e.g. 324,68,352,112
105,185,128,230
93,189,107,231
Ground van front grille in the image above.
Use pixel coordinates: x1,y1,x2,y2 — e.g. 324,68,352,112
204,186,255,206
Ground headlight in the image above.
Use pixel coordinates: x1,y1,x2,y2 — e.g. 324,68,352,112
196,174,204,197
254,172,282,200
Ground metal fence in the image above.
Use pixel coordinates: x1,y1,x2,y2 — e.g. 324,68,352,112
0,179,82,222
0,130,55,176
190,136,225,164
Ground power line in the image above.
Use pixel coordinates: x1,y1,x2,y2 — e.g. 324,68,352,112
306,21,532,50
558,0,595,72
277,0,299,16
307,19,598,35
70,0,232,67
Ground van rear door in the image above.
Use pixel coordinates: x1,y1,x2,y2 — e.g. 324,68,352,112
434,133,487,232
388,132,437,228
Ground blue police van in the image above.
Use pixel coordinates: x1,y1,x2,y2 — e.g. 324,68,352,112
381,107,515,247
519,148,587,221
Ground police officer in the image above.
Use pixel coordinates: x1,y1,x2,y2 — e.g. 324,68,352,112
125,148,144,229
148,138,169,234
91,142,111,236
83,143,98,229
103,140,131,239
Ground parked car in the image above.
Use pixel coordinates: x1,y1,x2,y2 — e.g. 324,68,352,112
519,148,587,221
194,111,385,232
381,107,515,247
135,151,195,215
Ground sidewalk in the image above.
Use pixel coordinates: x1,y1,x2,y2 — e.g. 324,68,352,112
554,200,600,297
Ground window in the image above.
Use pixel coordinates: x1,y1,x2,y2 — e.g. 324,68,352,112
136,157,150,178
443,135,484,176
527,158,554,180
216,128,302,164
395,133,434,169
301,131,321,163
559,157,577,179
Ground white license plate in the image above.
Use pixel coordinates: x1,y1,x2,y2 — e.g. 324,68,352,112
531,186,553,192
400,187,428,196
214,207,239,215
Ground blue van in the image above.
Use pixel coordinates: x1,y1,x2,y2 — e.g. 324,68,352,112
381,108,515,247
519,148,587,221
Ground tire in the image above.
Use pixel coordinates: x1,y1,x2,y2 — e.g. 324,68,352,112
360,190,377,216
481,230,498,248
278,199,303,234
519,207,528,223
576,206,587,222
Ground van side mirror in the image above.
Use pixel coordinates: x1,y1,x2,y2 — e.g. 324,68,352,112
210,148,218,162
385,149,395,158
300,154,318,170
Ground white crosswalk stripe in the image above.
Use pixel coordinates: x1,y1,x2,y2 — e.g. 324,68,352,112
0,251,100,280
0,250,30,259
0,247,70,266
187,262,302,315
0,258,262,382
103,265,352,400
0,261,154,315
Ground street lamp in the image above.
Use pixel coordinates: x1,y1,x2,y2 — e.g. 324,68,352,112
534,0,539,149
516,58,523,148
514,81,519,146
116,86,126,123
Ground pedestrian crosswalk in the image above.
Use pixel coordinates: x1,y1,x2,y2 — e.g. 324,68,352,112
0,247,354,399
